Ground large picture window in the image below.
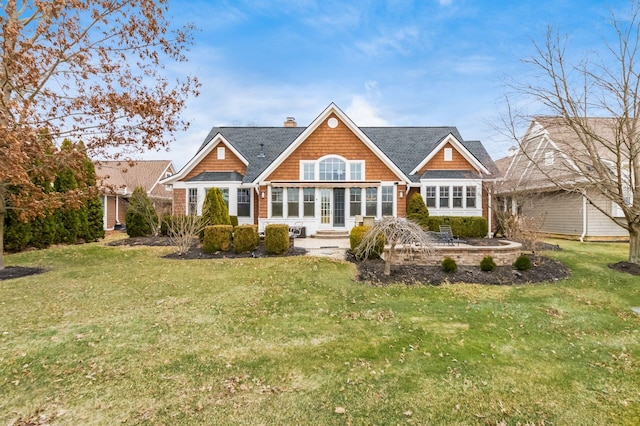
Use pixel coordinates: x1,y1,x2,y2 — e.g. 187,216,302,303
381,186,393,216
237,188,251,217
271,187,283,217
287,188,299,217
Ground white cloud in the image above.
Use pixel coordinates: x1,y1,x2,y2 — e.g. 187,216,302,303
354,26,421,57
345,96,390,126
439,0,453,6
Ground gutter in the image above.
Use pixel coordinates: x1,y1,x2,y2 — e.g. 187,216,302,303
580,193,587,242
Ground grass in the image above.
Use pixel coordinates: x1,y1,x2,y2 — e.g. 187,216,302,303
1,238,639,425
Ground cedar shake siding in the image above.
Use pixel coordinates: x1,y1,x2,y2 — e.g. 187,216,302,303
418,142,475,174
267,115,400,182
184,142,247,181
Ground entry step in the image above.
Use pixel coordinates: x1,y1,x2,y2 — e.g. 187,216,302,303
311,230,350,239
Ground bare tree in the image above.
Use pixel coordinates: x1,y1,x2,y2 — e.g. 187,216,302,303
501,1,640,264
167,215,207,256
0,1,199,269
357,217,433,276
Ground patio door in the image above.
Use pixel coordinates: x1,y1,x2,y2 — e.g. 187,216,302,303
333,188,345,227
320,188,332,225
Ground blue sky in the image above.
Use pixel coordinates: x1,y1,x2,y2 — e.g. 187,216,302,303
150,0,629,169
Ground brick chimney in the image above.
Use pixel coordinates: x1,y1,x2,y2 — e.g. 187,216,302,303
284,117,297,127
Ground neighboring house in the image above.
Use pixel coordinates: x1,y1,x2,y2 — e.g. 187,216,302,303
161,103,499,236
495,117,629,241
96,160,176,230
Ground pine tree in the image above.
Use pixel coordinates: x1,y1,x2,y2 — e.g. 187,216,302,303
406,193,430,231
125,187,157,237
53,140,81,244
202,188,231,226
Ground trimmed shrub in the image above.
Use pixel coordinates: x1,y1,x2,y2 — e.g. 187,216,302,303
514,255,532,271
427,216,488,238
442,257,458,273
126,187,157,237
265,224,289,255
480,256,497,272
203,225,233,253
230,216,239,227
234,225,259,254
349,225,384,259
85,196,105,241
406,193,430,230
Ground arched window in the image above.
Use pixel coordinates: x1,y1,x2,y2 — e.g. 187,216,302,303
319,157,346,180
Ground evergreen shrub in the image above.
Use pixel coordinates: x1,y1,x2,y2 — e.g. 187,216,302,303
126,187,156,237
265,224,289,255
427,216,488,238
514,255,532,271
203,225,233,253
349,225,384,259
234,225,259,253
442,257,458,273
480,256,497,272
406,193,430,230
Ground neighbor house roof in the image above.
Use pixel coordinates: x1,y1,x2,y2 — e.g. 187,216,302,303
96,160,175,200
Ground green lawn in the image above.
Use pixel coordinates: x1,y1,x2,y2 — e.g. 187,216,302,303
1,239,639,425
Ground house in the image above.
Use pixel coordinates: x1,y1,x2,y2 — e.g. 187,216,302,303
161,103,499,236
495,117,630,241
96,160,176,230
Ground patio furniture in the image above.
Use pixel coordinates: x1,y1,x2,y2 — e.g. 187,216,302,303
439,225,466,245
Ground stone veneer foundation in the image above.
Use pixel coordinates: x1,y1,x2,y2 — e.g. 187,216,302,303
387,240,523,267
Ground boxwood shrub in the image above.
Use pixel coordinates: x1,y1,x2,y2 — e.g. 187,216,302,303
427,216,488,238
203,225,233,253
480,256,497,272
234,224,259,254
514,255,532,271
265,224,290,255
442,257,458,273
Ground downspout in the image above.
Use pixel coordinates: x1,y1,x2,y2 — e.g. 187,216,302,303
487,185,493,238
580,192,587,242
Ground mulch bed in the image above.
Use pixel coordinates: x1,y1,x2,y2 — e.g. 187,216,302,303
0,266,48,281
607,261,640,276
350,252,572,286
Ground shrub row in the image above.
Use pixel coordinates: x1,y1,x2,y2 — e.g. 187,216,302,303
200,224,290,255
427,216,488,238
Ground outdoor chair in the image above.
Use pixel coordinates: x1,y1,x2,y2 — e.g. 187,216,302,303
439,225,466,246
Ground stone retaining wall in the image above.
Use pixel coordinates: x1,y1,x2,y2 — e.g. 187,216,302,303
386,240,523,266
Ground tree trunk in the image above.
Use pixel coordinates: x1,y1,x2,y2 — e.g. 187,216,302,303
384,245,394,276
629,225,640,265
0,195,5,271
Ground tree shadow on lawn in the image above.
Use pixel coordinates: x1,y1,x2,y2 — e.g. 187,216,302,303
0,266,48,281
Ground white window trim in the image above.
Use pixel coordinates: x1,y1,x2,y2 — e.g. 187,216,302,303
420,179,482,216
217,146,225,160
299,157,365,181
444,147,453,161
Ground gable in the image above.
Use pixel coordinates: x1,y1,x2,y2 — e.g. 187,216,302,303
266,113,401,181
419,142,475,174
182,140,247,181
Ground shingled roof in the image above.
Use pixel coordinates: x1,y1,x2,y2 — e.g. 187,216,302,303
193,126,497,183
96,160,174,200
